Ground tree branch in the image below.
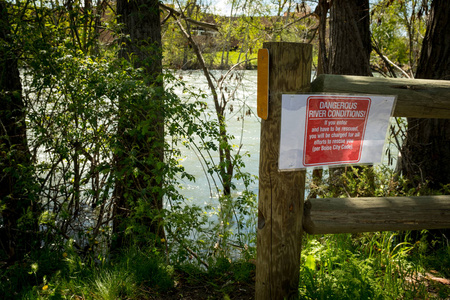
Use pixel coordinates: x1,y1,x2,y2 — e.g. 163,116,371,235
372,39,410,78
281,13,315,31
160,3,219,32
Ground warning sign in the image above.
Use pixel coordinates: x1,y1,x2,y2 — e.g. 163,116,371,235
279,94,396,170
303,96,371,166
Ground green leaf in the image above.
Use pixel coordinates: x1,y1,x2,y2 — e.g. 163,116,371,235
305,255,316,271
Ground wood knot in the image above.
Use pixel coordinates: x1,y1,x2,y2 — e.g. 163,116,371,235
258,209,265,229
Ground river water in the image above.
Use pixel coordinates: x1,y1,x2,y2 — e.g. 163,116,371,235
170,69,261,207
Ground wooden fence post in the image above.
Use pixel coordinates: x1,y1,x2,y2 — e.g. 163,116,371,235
256,42,312,299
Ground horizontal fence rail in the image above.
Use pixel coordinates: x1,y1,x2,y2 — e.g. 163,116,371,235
311,74,450,119
303,195,450,234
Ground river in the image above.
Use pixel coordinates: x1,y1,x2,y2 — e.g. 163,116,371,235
170,69,261,207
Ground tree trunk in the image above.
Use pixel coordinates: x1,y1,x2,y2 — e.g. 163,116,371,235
398,0,450,190
113,0,164,248
313,0,372,196
316,0,330,75
117,0,162,77
328,0,372,76
0,0,36,261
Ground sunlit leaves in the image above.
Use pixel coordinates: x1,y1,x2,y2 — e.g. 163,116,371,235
371,0,428,76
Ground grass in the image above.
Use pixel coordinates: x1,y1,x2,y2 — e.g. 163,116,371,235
300,232,450,299
202,50,258,69
1,246,256,299
168,50,258,70
3,232,448,299
217,51,258,68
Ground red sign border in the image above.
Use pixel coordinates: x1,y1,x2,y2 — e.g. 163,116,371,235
302,96,371,167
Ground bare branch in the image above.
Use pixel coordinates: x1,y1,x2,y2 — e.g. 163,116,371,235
160,3,219,32
281,12,315,31
372,39,411,78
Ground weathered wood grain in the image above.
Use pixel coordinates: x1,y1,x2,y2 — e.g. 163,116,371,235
256,42,311,300
311,74,450,119
303,195,450,234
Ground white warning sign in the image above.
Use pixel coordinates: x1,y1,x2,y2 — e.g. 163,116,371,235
279,94,396,170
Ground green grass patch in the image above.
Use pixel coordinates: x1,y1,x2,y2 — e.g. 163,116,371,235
299,232,448,299
203,51,257,69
